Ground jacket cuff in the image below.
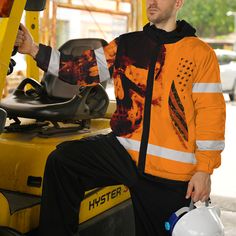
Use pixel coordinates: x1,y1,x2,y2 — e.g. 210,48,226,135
195,150,221,174
34,43,52,72
195,162,214,174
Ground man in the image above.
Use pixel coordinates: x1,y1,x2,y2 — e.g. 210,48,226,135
15,0,226,235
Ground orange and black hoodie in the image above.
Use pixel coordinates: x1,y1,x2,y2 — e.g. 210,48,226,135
35,20,226,181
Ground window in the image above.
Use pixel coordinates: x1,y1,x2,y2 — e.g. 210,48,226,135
55,6,129,45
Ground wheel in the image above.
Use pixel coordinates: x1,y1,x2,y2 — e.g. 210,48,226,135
0,227,24,236
79,199,135,236
229,80,236,101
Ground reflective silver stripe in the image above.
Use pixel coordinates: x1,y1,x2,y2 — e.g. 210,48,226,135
94,47,111,82
117,137,196,164
192,83,222,93
117,137,140,151
196,140,225,151
48,48,60,76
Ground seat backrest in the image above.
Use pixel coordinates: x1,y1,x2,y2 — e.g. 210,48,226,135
25,0,46,11
42,38,108,99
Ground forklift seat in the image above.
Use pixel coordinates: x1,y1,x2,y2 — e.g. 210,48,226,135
0,38,110,122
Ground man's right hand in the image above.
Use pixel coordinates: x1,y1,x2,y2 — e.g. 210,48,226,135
15,23,39,58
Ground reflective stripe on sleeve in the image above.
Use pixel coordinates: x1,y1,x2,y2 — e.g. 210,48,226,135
196,140,225,151
192,83,222,93
48,48,60,76
94,47,111,82
117,137,196,164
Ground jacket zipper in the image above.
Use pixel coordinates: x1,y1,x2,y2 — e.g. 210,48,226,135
138,44,163,174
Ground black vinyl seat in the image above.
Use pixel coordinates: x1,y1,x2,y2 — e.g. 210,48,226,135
0,39,109,123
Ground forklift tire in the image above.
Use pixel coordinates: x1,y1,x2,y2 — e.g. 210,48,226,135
25,199,135,236
0,227,24,236
79,199,135,236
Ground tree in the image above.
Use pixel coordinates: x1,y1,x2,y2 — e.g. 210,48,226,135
178,0,236,37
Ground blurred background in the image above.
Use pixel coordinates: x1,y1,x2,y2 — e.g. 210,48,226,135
4,0,236,101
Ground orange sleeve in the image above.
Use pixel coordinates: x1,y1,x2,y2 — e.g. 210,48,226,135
192,48,226,174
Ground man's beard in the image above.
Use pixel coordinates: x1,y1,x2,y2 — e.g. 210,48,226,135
149,14,171,24
147,5,174,24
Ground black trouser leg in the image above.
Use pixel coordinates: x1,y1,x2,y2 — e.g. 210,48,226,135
38,133,138,236
39,133,190,236
130,177,191,236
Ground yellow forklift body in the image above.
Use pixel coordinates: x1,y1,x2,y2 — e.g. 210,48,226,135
0,119,130,233
0,119,111,195
0,193,40,234
0,187,130,234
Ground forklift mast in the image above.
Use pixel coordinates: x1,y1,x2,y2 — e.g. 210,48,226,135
0,0,27,99
0,0,47,99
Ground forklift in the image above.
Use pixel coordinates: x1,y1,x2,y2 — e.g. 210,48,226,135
0,0,147,235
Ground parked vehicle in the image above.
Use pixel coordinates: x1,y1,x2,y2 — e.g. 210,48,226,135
215,49,236,101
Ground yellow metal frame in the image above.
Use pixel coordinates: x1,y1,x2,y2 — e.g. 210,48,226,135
25,11,40,80
142,0,148,25
0,0,27,99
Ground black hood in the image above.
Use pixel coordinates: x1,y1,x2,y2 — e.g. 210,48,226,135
143,20,196,44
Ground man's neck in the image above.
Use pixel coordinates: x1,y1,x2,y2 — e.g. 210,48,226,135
154,19,177,32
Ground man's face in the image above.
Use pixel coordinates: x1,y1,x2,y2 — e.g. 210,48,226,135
146,0,179,24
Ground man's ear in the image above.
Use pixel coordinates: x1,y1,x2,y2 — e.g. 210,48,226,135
176,0,184,9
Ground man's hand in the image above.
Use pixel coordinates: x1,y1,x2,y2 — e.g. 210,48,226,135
15,24,39,58
185,172,211,202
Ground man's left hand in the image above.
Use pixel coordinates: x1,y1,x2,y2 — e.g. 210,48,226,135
185,172,211,202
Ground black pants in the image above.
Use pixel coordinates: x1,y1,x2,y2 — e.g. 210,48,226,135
39,133,190,236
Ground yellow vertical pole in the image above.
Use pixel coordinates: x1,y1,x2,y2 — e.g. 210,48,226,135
0,0,27,99
142,0,148,25
25,11,40,81
136,0,148,30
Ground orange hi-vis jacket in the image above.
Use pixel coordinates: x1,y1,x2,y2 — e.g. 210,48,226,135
35,20,226,181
